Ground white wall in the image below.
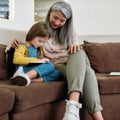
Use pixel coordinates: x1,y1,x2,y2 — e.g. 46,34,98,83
0,0,34,31
69,0,120,35
0,0,120,36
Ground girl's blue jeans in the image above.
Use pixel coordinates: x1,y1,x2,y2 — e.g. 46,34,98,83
16,62,62,82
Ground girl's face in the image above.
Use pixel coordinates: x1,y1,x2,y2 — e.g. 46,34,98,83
49,11,67,29
31,36,48,48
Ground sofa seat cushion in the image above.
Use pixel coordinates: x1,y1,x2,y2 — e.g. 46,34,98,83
0,88,15,115
0,81,67,112
96,73,120,94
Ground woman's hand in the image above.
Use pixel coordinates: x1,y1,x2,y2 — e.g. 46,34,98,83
67,44,83,53
11,39,21,48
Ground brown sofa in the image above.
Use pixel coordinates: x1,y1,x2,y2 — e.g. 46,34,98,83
82,41,120,120
0,88,14,120
0,40,120,120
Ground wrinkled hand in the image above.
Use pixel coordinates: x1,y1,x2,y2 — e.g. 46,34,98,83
67,44,83,53
11,39,21,48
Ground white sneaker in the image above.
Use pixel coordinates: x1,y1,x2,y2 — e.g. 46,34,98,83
13,66,24,77
11,73,31,86
63,100,82,120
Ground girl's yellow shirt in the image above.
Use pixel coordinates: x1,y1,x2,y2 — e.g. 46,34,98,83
13,44,38,65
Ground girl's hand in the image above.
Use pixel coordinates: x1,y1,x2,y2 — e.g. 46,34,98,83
42,58,49,62
11,39,21,48
37,58,49,63
67,44,83,53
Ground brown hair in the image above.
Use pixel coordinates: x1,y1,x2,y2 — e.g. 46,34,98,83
26,22,49,41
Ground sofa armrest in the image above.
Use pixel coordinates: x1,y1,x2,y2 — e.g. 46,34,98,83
0,88,15,115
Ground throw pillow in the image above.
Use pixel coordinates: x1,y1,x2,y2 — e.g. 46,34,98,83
84,41,120,73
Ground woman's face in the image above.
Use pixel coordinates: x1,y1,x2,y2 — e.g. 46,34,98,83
49,11,67,29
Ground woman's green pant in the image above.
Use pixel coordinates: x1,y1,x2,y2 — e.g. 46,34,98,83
56,49,103,114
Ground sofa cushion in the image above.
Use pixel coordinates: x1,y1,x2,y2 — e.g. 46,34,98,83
0,88,15,115
96,73,120,94
0,44,8,79
0,81,67,112
84,41,120,73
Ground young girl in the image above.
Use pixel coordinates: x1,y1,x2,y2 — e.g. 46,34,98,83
10,22,62,86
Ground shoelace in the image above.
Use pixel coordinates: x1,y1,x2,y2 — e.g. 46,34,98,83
65,100,82,108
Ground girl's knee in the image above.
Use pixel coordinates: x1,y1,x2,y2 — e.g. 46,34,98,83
36,62,55,73
46,62,54,69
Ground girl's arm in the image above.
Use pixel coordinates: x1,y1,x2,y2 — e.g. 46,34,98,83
13,44,38,65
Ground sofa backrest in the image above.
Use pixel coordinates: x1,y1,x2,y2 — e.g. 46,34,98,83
84,41,120,73
0,44,8,79
0,28,26,79
1,28,120,76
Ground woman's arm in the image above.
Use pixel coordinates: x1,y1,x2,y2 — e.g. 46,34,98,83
5,39,21,53
68,29,83,53
11,39,21,48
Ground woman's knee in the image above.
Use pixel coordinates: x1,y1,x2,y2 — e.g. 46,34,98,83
68,49,86,63
69,49,85,57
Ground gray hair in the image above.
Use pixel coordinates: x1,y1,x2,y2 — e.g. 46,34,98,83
46,1,73,48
